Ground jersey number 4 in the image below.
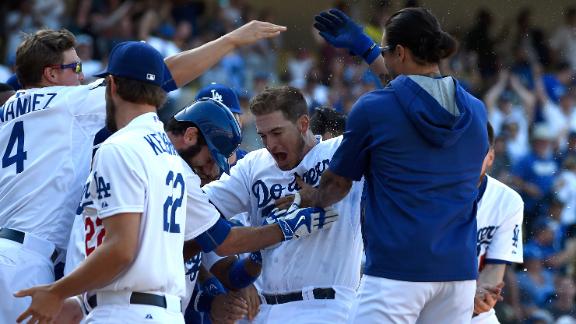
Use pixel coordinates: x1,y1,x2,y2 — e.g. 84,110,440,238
163,171,184,233
2,121,27,173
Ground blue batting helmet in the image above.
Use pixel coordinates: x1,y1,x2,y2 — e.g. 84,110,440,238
174,98,242,174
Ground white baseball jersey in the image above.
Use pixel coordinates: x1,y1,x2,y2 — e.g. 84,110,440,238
476,175,524,269
67,151,220,278
203,136,364,294
85,112,189,297
0,80,106,249
181,162,221,307
473,175,524,324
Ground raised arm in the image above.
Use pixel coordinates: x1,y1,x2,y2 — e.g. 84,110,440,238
510,73,537,124
314,9,389,85
483,70,509,114
165,20,286,87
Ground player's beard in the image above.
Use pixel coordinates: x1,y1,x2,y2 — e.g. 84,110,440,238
282,134,306,171
177,143,203,162
105,84,118,133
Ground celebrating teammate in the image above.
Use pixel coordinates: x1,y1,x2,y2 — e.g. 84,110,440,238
0,21,286,323
301,8,489,323
473,123,524,323
199,86,365,323
15,41,191,323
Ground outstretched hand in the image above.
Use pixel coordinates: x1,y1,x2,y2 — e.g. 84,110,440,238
14,285,66,323
226,20,287,48
314,9,380,64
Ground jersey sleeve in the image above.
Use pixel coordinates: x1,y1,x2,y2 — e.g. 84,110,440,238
183,164,220,241
89,144,145,218
64,213,87,276
485,198,524,264
202,156,252,219
66,79,106,136
329,96,373,181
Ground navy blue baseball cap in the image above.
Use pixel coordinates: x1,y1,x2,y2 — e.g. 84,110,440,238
94,41,166,87
196,83,243,115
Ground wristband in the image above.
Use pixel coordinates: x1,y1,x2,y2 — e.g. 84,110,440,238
361,43,381,64
228,257,259,289
202,276,227,296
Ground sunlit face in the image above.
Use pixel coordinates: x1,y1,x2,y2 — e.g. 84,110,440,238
255,111,306,171
52,48,84,86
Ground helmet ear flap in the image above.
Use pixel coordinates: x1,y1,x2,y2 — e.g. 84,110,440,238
173,98,242,173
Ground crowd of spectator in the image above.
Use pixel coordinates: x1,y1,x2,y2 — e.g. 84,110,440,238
1,0,575,323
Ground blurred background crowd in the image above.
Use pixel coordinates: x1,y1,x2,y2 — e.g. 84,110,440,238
1,0,576,323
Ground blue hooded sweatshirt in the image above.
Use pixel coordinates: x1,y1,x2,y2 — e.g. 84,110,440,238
330,75,488,281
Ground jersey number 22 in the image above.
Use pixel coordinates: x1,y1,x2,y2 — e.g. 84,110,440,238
164,171,184,233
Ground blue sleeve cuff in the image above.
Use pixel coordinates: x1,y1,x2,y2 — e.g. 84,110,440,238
195,218,231,252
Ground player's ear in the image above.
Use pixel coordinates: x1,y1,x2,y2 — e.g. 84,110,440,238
486,147,495,167
108,76,118,95
184,126,199,145
397,45,406,62
43,66,58,84
297,114,310,134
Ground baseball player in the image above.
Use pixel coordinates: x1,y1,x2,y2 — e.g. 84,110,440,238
473,123,524,323
164,99,338,263
183,84,262,323
303,8,488,323
199,86,365,323
193,82,248,184
0,21,286,323
16,40,193,323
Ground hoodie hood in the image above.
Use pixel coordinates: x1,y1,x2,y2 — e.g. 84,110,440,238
391,75,473,148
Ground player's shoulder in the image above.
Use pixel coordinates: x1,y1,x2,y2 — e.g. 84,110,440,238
355,88,396,109
317,135,342,152
348,88,398,122
486,175,523,205
238,147,274,167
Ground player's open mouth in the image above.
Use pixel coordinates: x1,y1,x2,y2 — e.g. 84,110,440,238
273,152,287,162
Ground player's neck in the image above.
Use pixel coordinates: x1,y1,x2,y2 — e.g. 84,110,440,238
402,62,442,78
300,131,318,158
115,101,157,130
